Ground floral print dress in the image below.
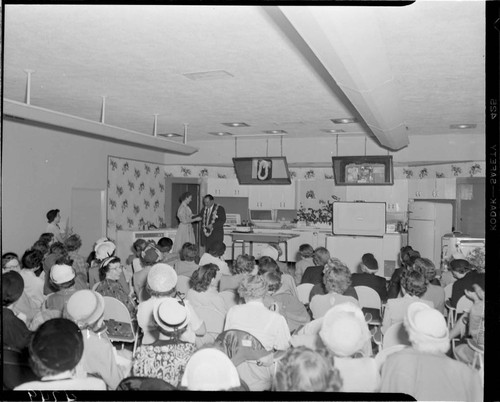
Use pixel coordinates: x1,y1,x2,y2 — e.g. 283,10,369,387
132,340,196,387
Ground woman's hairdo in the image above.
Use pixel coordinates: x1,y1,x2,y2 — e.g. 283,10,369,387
237,274,268,300
323,258,352,294
231,254,255,274
190,263,219,292
401,268,428,297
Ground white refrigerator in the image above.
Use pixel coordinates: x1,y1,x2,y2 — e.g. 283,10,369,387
408,201,453,269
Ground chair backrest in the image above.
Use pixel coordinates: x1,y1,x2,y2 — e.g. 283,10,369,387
194,305,226,336
456,295,473,314
103,296,133,323
354,286,382,310
176,275,191,295
444,283,453,300
382,321,411,350
215,329,267,366
117,376,176,390
296,283,314,304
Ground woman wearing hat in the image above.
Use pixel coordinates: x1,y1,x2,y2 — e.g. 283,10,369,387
136,263,206,345
43,264,78,313
95,256,136,317
15,318,106,390
133,297,197,387
64,290,131,390
132,244,163,302
380,302,482,401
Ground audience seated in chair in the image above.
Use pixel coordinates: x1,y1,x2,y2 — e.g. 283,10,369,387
20,249,46,308
15,318,107,390
382,267,433,334
379,302,482,402
387,247,420,299
293,243,315,286
219,253,255,296
64,290,131,390
64,234,90,290
132,297,197,387
273,346,343,392
172,242,199,278
199,241,231,276
43,264,78,313
309,258,359,319
448,258,485,308
413,258,446,314
351,253,387,303
300,247,330,286
136,263,205,346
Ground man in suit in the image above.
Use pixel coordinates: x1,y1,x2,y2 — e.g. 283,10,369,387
449,258,485,308
197,194,226,254
351,253,388,303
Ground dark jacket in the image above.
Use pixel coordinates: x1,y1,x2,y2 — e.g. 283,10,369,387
300,265,323,286
351,272,388,303
450,271,485,307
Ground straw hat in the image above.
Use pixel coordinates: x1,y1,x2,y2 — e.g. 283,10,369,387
181,348,241,390
94,241,116,260
65,290,105,328
319,302,371,357
50,264,76,284
153,297,189,333
404,302,449,352
147,263,178,293
259,246,279,261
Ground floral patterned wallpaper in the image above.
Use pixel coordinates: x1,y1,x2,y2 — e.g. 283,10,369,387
163,161,486,181
107,156,166,236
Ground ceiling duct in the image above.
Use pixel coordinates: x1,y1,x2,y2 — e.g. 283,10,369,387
278,6,409,151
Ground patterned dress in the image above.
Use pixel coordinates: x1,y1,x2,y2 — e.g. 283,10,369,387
172,203,195,254
132,340,196,387
95,279,136,317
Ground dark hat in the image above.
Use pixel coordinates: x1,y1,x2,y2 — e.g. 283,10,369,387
141,246,162,265
449,258,471,273
30,318,84,372
361,253,378,271
2,271,24,306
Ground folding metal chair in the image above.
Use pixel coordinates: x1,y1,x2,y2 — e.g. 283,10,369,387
354,286,383,326
102,296,138,354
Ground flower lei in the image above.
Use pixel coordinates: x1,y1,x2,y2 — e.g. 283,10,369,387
202,204,219,237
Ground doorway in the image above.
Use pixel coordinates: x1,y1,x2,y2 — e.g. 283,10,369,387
170,182,201,245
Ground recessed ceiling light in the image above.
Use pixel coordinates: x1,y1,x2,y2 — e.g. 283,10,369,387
208,132,233,136
450,124,477,129
183,70,234,81
331,118,358,124
157,133,182,138
263,130,287,134
321,129,345,133
222,122,249,127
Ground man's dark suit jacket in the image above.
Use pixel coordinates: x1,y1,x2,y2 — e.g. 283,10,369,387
351,272,388,303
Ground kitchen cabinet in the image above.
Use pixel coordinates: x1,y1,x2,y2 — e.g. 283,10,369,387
296,179,346,209
346,179,408,211
408,178,456,200
249,184,296,209
206,178,248,197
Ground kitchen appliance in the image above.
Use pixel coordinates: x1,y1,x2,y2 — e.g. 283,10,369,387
333,202,386,236
441,232,485,271
408,201,453,269
327,202,387,276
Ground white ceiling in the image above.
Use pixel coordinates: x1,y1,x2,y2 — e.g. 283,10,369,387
3,3,485,150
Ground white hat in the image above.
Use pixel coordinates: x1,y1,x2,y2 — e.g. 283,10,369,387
153,297,189,333
95,241,116,260
50,264,75,284
181,348,241,390
147,263,178,292
65,290,105,328
259,246,279,261
319,302,371,357
404,302,449,352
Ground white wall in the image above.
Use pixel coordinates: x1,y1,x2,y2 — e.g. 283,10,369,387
161,133,485,166
2,120,167,256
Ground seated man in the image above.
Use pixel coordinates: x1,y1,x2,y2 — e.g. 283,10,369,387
449,258,485,308
300,247,330,285
351,253,388,303
198,242,230,276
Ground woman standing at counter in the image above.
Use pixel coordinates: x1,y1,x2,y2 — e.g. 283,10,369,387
173,192,201,254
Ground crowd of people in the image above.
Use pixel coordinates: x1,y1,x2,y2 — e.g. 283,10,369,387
2,206,485,399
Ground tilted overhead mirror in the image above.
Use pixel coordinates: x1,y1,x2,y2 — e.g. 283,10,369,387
332,155,394,185
233,157,292,185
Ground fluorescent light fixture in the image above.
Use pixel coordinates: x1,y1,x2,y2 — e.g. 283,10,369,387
321,129,345,133
158,132,182,138
450,124,477,129
208,131,233,136
183,70,234,81
331,118,358,124
263,130,287,134
222,122,249,127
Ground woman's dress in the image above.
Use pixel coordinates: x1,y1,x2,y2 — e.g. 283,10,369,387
173,204,195,253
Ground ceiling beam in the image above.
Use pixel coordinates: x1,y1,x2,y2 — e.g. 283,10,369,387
3,99,199,155
278,6,409,151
